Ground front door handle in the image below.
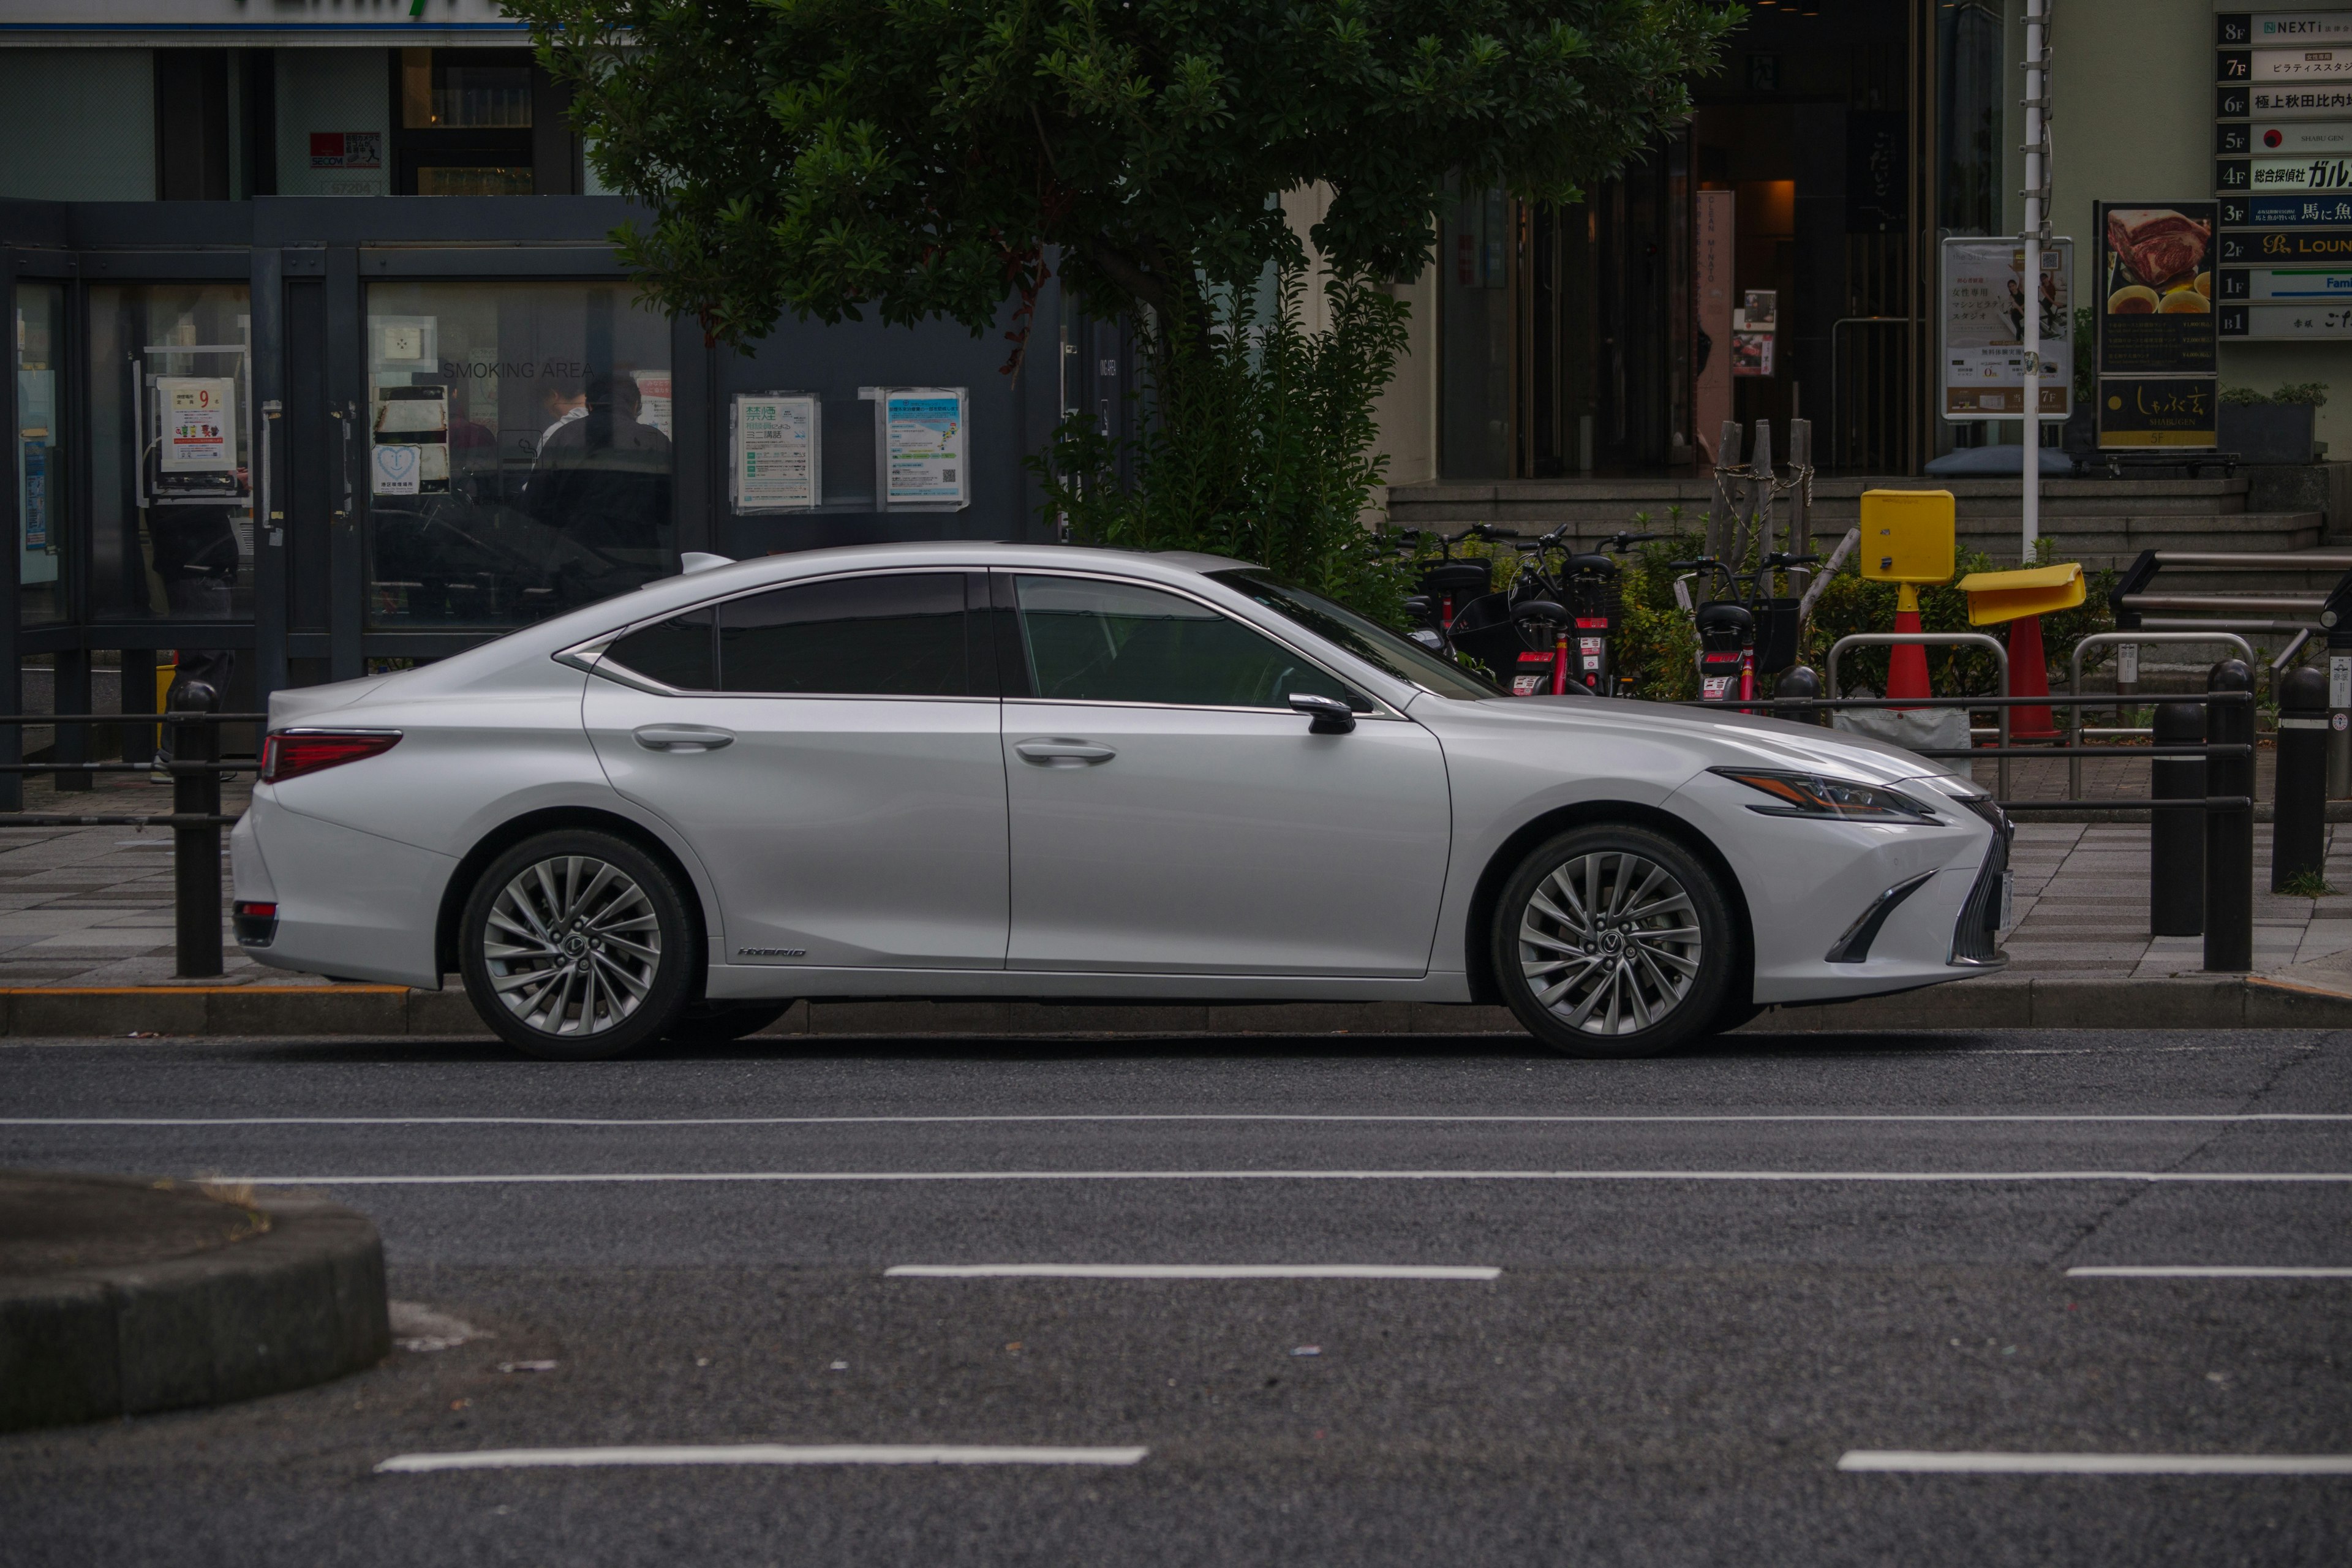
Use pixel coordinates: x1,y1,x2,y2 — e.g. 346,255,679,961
633,724,735,753
1014,738,1117,767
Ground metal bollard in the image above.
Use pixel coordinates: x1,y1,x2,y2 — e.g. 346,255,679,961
2204,660,2255,973
170,680,223,980
2272,665,2331,893
1774,665,1823,725
2150,701,2204,937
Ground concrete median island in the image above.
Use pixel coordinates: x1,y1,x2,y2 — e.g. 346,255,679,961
0,1170,389,1432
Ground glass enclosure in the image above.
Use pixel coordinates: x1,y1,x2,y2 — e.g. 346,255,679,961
87,284,252,624
15,283,65,624
364,281,674,628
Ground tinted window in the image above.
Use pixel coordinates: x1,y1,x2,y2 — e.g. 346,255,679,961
1208,569,1501,699
719,573,968,696
1014,575,1357,709
603,608,714,689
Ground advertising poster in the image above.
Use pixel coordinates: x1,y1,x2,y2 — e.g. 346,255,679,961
883,389,968,507
1940,238,2075,420
733,393,818,511
2095,203,2216,374
157,377,236,472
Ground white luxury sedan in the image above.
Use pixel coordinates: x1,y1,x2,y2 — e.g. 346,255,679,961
230,542,2008,1060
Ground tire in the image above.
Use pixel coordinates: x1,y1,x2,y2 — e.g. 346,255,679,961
665,1000,793,1046
1491,823,1738,1059
459,829,697,1061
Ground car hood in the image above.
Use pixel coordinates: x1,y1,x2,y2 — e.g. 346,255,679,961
1406,693,1973,788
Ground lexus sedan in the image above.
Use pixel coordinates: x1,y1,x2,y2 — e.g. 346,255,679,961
232,542,2008,1060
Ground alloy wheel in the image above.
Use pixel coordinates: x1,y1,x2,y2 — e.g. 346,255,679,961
481,854,663,1038
1516,850,1702,1036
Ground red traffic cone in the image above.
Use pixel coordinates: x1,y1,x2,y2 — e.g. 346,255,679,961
1887,582,1931,708
2006,612,2059,741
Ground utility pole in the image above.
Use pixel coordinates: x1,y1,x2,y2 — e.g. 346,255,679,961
2021,0,2052,559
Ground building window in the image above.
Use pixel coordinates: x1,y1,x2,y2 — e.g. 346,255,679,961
1937,0,2003,236
394,48,537,197
364,281,673,629
87,285,252,626
15,282,67,626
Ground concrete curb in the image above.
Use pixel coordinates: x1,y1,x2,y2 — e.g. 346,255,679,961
3,976,2351,1037
0,1177,390,1433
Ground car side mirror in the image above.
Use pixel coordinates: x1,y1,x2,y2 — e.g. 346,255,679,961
1289,692,1357,734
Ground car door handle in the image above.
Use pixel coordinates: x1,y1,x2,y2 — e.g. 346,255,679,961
1014,738,1117,767
633,725,735,753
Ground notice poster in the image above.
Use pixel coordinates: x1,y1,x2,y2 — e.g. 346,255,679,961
157,377,236,472
733,393,818,511
371,443,422,496
1940,238,2075,420
882,388,968,506
2095,203,2217,374
633,371,674,439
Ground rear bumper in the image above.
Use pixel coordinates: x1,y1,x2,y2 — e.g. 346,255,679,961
231,790,451,989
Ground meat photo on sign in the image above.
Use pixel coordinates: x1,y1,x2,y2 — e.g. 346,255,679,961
2105,209,2211,315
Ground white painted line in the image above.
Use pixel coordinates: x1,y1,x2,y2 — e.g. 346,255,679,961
375,1444,1147,1474
10,1112,2349,1128
221,1169,2352,1188
2065,1265,2352,1279
883,1263,1500,1280
1839,1451,2352,1476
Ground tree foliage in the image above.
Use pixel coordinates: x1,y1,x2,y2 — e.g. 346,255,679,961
510,0,1741,350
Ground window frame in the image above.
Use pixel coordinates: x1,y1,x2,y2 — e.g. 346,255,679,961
993,567,1398,720
563,566,994,703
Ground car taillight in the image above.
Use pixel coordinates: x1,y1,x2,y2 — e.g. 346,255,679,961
259,730,402,783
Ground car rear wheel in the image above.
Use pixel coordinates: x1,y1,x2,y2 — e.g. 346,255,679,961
460,830,696,1061
1492,824,1736,1059
665,1000,793,1046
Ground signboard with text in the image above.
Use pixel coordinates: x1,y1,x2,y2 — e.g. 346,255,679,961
2096,201,2218,448
1940,238,2075,421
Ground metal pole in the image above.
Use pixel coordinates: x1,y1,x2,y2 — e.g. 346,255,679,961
170,681,223,979
2150,702,2204,937
1789,418,1812,598
2020,0,2050,559
2204,659,2255,973
2273,664,2330,892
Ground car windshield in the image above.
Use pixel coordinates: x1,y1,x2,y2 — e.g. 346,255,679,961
1208,569,1502,700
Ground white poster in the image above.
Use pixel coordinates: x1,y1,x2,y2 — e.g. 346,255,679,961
633,370,674,439
371,443,422,495
157,377,237,472
733,393,818,511
1940,238,2074,420
881,389,967,505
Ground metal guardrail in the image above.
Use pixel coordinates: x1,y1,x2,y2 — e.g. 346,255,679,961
2066,631,2256,796
1826,631,2012,796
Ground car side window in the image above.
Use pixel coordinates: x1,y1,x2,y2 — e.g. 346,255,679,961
1011,575,1357,710
603,608,715,690
718,573,969,697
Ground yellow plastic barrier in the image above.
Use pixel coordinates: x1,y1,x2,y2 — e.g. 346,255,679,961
1858,489,1956,586
1956,562,2086,627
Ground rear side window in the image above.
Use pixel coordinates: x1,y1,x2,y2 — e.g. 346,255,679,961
603,609,715,690
718,573,969,696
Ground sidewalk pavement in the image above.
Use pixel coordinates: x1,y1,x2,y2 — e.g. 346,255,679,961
4,764,2352,1032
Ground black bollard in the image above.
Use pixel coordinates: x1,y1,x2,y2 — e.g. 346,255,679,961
2150,701,2204,937
1774,665,1823,725
2272,664,2331,893
2204,659,2256,972
170,680,223,980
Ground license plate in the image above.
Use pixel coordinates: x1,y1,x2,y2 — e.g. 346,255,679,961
1999,868,2015,930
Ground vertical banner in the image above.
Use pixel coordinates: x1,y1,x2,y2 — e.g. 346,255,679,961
2095,202,2218,447
731,393,820,511
880,388,969,507
1940,237,2075,420
1694,189,1734,459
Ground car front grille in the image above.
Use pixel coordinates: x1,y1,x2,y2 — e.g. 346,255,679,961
1951,810,2010,967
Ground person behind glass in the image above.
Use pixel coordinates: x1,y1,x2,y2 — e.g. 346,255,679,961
526,371,673,601
148,501,239,781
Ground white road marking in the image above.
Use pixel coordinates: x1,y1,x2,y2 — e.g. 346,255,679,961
1839,1451,2352,1476
7,1112,2350,1128
375,1444,1147,1474
215,1169,2352,1187
2065,1265,2352,1279
883,1263,1501,1280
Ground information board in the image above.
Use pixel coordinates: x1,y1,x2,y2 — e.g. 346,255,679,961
156,377,237,472
880,388,968,508
731,393,819,511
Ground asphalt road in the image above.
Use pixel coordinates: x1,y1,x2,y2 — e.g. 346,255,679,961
2,1026,2348,1566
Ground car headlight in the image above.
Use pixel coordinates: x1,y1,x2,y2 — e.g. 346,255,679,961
1710,767,1941,824
1913,771,2009,834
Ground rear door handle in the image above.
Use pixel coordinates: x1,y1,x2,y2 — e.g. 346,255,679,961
633,724,735,753
1014,738,1117,766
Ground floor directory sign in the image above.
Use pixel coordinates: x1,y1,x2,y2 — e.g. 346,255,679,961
732,393,818,511
881,388,968,507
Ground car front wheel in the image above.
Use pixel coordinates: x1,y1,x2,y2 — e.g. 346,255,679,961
1492,824,1737,1058
460,830,696,1061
